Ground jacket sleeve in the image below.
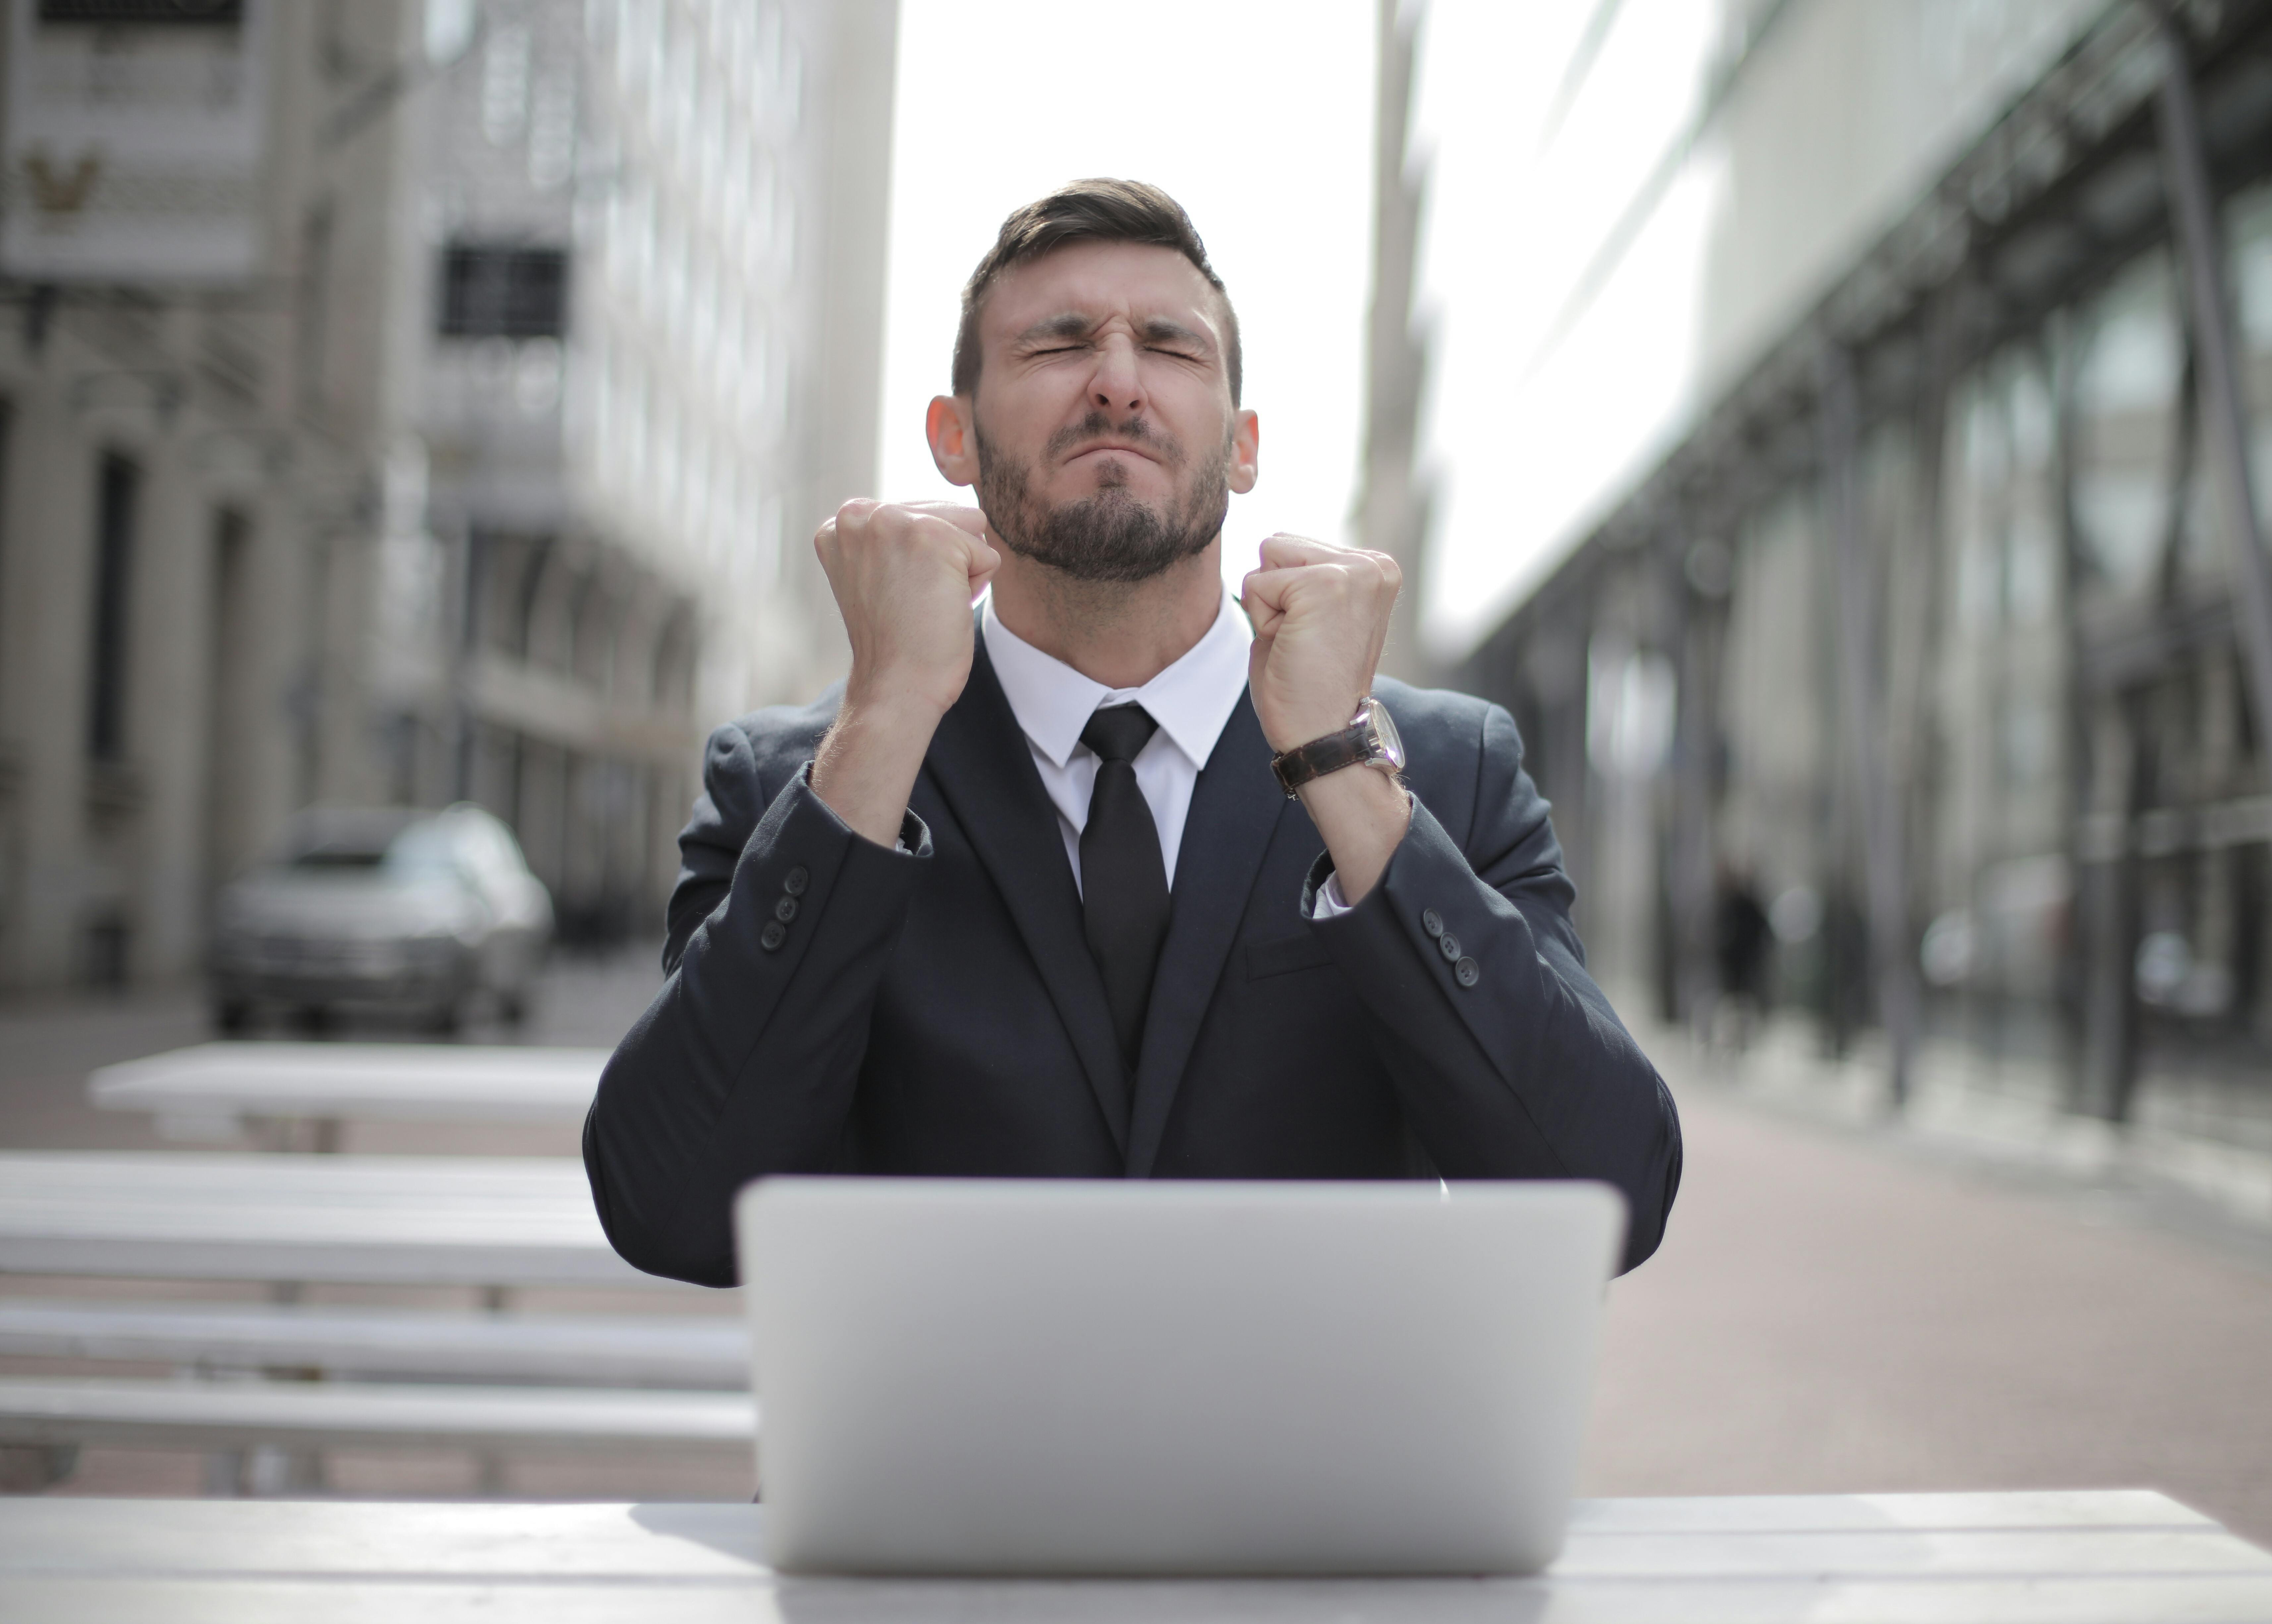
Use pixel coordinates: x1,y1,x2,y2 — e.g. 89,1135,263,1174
1306,702,1682,1272
584,721,930,1286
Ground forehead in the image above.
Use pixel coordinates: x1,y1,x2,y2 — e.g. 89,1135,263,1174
980,239,1228,347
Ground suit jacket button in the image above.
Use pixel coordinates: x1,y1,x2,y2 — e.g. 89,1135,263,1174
1455,956,1480,987
783,865,810,897
1421,908,1444,939
774,895,798,924
1438,932,1461,961
761,921,787,951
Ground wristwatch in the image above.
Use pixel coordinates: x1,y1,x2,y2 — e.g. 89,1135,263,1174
1269,696,1406,798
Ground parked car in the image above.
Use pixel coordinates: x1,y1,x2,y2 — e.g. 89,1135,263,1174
210,805,553,1033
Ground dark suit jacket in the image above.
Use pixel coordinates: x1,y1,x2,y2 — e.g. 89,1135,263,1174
585,637,1681,1285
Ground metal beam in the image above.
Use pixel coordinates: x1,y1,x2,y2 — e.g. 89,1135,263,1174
1819,341,1920,1107
2152,15,2272,761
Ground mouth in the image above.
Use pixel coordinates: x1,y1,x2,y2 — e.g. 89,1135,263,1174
1063,441,1162,469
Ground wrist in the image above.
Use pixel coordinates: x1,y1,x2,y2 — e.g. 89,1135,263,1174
1297,761,1408,817
1262,694,1366,755
837,680,950,742
1297,767,1410,905
812,693,940,848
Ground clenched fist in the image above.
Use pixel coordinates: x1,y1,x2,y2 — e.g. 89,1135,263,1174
1240,534,1402,754
810,500,1001,846
816,500,1002,723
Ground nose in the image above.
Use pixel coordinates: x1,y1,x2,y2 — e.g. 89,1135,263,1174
1089,333,1144,416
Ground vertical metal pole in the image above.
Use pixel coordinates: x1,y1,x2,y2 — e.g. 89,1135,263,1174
1819,340,1920,1107
2155,17,2272,760
2047,315,2131,1113
2079,699,2149,1120
1668,535,1721,1040
1554,627,1594,932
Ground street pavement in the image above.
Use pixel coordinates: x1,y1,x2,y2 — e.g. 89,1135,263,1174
2,958,2269,1543
1588,1030,2272,1544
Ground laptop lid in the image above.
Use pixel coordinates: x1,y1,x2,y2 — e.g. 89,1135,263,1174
735,1177,1624,1576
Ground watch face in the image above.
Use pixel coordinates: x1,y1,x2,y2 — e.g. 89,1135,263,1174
1366,697,1405,769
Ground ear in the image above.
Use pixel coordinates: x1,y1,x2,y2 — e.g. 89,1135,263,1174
927,395,979,488
1227,407,1260,496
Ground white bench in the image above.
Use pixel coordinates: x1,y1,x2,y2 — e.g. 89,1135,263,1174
0,1150,737,1492
0,1151,677,1290
0,1298,747,1387
87,1043,606,1147
0,1377,754,1459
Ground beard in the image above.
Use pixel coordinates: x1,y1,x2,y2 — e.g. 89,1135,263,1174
976,409,1231,584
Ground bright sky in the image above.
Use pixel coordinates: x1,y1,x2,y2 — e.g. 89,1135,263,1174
1409,0,1720,652
876,0,1378,599
877,0,1723,660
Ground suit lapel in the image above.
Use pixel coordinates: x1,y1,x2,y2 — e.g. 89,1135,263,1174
923,631,1131,1151
1124,690,1292,1177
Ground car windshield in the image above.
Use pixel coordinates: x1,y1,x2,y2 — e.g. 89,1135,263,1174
380,823,468,881
277,821,462,882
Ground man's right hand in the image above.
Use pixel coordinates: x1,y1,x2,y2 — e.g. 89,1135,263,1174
817,500,1000,718
810,500,1001,847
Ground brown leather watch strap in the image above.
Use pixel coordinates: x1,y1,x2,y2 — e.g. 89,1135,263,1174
1270,716,1375,798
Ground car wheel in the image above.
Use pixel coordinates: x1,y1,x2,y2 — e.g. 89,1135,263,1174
498,986,531,1025
213,998,252,1035
428,996,465,1036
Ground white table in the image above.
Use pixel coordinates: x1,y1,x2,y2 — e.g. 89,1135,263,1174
0,1151,677,1291
87,1044,607,1144
1,1491,2268,1621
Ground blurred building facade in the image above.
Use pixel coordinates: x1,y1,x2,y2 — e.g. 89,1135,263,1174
0,0,894,992
0,0,410,994
1354,0,1434,682
390,0,894,943
1435,0,2272,1143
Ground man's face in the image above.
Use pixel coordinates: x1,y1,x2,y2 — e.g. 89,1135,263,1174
932,240,1259,583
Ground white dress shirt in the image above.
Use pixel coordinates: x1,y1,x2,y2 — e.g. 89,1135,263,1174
982,591,1354,914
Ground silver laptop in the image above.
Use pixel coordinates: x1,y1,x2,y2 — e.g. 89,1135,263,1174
734,1177,1624,1576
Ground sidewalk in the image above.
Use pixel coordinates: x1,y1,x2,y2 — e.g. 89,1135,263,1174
1665,1010,2272,1258
1589,1011,2272,1545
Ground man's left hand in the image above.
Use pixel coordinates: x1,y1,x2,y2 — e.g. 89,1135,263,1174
1241,534,1402,753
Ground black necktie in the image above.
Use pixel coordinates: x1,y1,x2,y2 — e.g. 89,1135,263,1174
1080,704,1170,1069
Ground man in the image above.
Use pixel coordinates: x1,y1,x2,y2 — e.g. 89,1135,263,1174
586,180,1680,1286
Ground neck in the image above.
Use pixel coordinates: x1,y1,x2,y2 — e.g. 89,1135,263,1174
989,539,1225,690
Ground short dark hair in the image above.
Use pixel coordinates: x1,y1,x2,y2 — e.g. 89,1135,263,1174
952,179,1242,405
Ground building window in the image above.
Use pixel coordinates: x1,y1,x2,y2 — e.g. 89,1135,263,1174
38,1,242,22
440,245,569,339
296,201,334,416
88,453,138,762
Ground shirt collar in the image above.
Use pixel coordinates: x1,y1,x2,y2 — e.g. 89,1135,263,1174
983,588,1252,772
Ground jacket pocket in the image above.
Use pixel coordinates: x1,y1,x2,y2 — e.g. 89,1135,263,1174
1245,931,1336,980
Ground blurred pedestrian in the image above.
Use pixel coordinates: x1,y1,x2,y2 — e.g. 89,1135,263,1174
1715,866,1772,1049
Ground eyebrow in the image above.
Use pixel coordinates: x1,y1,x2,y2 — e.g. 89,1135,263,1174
1010,312,1218,359
1014,313,1097,347
1138,316,1214,356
